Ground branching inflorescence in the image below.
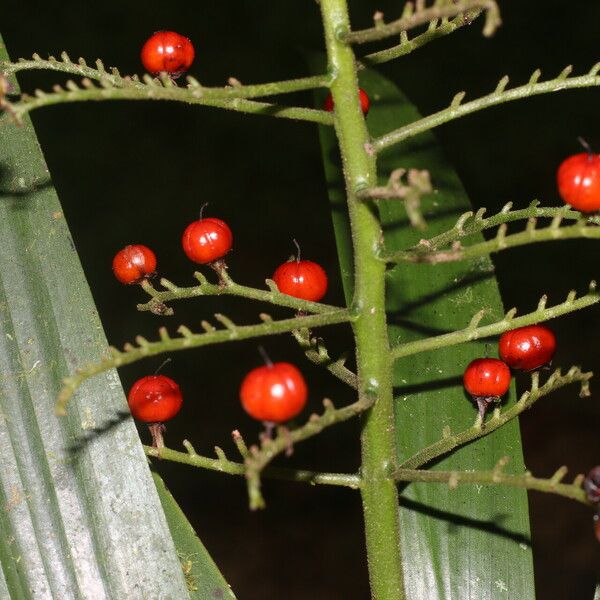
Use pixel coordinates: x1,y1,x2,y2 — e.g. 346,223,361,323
5,4,600,597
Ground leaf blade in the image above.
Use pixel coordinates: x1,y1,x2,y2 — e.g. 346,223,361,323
0,35,200,598
314,64,535,599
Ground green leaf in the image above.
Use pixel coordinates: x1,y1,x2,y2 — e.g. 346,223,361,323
315,65,535,597
152,472,237,599
0,36,192,598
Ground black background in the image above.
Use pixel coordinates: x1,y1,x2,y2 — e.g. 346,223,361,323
3,1,599,598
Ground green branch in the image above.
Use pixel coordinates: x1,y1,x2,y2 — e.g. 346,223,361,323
291,328,358,389
361,13,483,66
394,458,590,506
399,366,592,470
1,71,333,126
245,396,373,509
144,438,360,489
56,308,353,415
400,201,600,255
374,64,600,152
1,52,330,99
384,210,600,264
391,282,598,361
344,0,501,45
138,271,340,316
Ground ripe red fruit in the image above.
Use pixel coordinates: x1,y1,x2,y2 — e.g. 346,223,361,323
182,217,233,264
557,152,600,212
141,31,195,77
112,244,157,284
499,325,556,371
127,375,183,423
464,358,511,421
272,260,328,302
463,358,511,398
240,362,308,423
324,88,370,115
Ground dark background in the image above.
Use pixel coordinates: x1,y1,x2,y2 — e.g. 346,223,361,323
3,1,599,598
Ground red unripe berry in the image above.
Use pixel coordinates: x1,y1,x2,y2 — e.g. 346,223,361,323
324,88,370,115
240,362,308,423
463,358,511,399
112,244,157,284
182,217,233,264
141,31,195,77
128,375,183,423
557,152,600,212
272,260,328,302
499,325,556,371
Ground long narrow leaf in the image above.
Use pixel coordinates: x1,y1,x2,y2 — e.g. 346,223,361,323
315,64,535,599
0,36,190,598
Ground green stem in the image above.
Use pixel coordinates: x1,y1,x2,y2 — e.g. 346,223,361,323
5,83,334,126
344,0,500,44
244,396,373,510
361,13,478,66
399,366,591,470
374,65,600,152
2,55,330,99
138,273,339,315
391,283,598,360
57,308,353,414
394,462,590,506
320,1,405,599
144,442,361,489
384,219,600,263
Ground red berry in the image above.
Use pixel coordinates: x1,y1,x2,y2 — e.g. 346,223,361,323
128,375,183,423
324,88,370,115
463,358,511,399
141,31,195,77
112,244,157,284
557,152,600,212
182,217,233,264
272,260,328,302
499,325,556,371
240,362,307,423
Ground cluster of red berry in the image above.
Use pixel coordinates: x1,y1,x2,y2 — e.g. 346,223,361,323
123,32,598,449
112,208,328,444
463,325,556,420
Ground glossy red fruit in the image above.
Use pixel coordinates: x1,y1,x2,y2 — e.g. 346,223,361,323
557,152,600,212
182,217,233,264
499,325,556,371
128,375,183,423
240,362,307,423
463,358,511,399
272,260,328,302
112,244,157,284
324,88,370,115
141,31,195,77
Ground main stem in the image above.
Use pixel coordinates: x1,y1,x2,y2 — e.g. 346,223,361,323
320,2,405,599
